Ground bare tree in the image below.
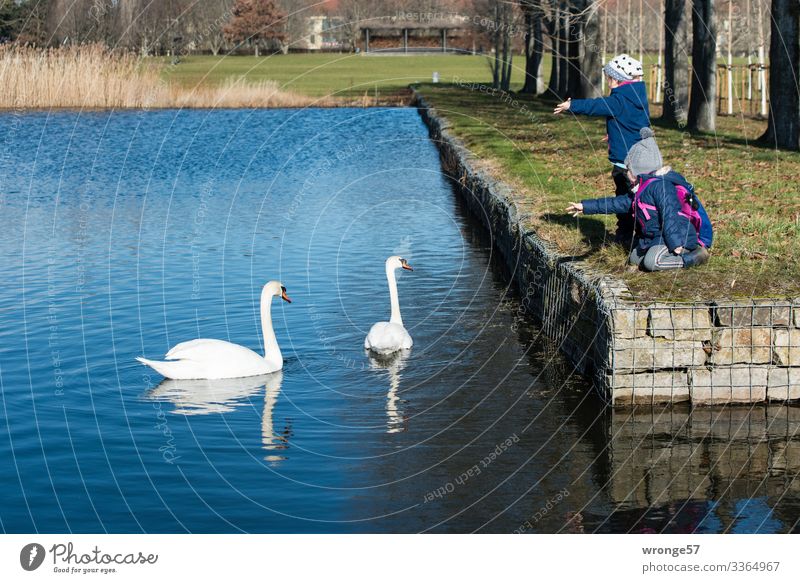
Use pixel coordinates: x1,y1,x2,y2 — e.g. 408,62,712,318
187,1,235,55
687,0,717,132
278,0,315,51
575,0,602,99
520,1,545,94
661,0,690,124
759,0,799,149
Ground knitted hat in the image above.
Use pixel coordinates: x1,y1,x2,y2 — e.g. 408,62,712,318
603,54,644,81
625,128,663,176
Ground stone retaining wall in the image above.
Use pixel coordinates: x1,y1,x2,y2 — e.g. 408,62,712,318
414,91,800,407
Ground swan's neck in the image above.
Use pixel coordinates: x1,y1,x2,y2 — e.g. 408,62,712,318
260,289,281,362
386,265,403,326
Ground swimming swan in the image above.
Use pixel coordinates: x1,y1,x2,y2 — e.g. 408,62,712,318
136,281,291,379
364,256,413,355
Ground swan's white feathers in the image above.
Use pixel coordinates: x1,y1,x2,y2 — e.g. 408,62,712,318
365,322,413,355
137,339,277,380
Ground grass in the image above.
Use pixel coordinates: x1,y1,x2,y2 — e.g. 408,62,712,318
158,53,527,101
414,83,800,302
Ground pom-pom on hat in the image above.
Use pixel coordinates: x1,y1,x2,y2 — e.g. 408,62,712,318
603,54,644,82
625,127,663,177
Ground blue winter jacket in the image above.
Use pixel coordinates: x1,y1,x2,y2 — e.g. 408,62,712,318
582,169,713,252
569,81,651,165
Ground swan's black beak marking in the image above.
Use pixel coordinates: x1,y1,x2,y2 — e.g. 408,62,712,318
401,259,413,271
280,286,292,303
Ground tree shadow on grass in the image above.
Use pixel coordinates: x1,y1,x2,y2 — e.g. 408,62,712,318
650,116,783,152
540,212,617,263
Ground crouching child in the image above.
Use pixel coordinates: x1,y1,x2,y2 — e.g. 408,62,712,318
566,128,713,271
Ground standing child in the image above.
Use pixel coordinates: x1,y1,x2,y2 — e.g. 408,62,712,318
565,128,712,271
553,54,649,243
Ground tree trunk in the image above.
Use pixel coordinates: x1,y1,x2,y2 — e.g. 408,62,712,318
500,3,512,91
567,9,582,98
687,0,717,132
547,10,561,95
558,7,569,97
492,2,501,88
532,11,544,93
521,9,542,94
759,0,800,149
661,0,690,124
579,1,602,98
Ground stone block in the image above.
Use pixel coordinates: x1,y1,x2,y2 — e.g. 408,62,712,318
608,371,690,405
767,367,800,401
773,329,800,367
611,306,648,339
612,338,707,371
648,305,713,341
710,328,772,365
716,301,792,327
689,366,768,405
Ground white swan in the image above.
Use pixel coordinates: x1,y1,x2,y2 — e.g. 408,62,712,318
137,281,291,379
365,256,413,355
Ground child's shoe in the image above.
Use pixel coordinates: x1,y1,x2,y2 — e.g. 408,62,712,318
682,246,710,268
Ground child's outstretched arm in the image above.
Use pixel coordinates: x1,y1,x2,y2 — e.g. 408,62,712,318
575,195,632,216
556,93,625,118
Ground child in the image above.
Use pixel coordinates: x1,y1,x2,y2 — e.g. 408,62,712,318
553,54,649,243
565,128,712,271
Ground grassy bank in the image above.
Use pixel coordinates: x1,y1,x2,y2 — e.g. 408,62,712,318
415,84,800,301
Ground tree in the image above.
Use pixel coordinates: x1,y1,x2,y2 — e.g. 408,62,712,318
224,0,286,56
661,0,690,124
759,0,799,149
687,0,717,132
488,0,515,91
187,0,236,55
574,0,601,99
520,1,545,94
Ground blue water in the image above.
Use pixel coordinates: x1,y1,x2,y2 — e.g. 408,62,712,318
1,108,798,533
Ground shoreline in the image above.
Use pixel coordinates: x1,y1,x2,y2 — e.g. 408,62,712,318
412,87,800,407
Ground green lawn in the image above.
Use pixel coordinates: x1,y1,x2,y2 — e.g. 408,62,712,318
159,53,527,99
159,52,754,102
415,84,800,302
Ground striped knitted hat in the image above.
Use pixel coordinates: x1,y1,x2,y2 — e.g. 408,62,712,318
603,54,644,81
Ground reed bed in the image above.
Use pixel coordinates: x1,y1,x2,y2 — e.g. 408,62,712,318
0,45,379,109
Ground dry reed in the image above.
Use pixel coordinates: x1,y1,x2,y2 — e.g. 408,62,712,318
0,44,387,109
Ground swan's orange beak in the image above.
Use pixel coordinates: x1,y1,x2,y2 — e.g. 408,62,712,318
280,287,292,303
401,259,413,271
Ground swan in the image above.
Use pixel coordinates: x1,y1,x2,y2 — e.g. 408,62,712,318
365,256,413,355
137,281,291,380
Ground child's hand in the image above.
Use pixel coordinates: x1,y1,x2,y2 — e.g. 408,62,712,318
553,99,571,114
673,246,684,254
566,202,584,217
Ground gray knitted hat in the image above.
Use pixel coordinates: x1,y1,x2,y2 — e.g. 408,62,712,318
625,127,663,176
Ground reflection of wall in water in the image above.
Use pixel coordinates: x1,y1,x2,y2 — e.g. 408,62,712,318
607,405,800,514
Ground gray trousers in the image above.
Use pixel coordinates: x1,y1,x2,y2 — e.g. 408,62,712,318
629,245,685,271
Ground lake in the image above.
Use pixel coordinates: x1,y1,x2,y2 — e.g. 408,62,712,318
0,107,798,533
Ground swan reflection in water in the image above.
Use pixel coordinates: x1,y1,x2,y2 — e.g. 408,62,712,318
367,350,410,434
148,371,290,463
